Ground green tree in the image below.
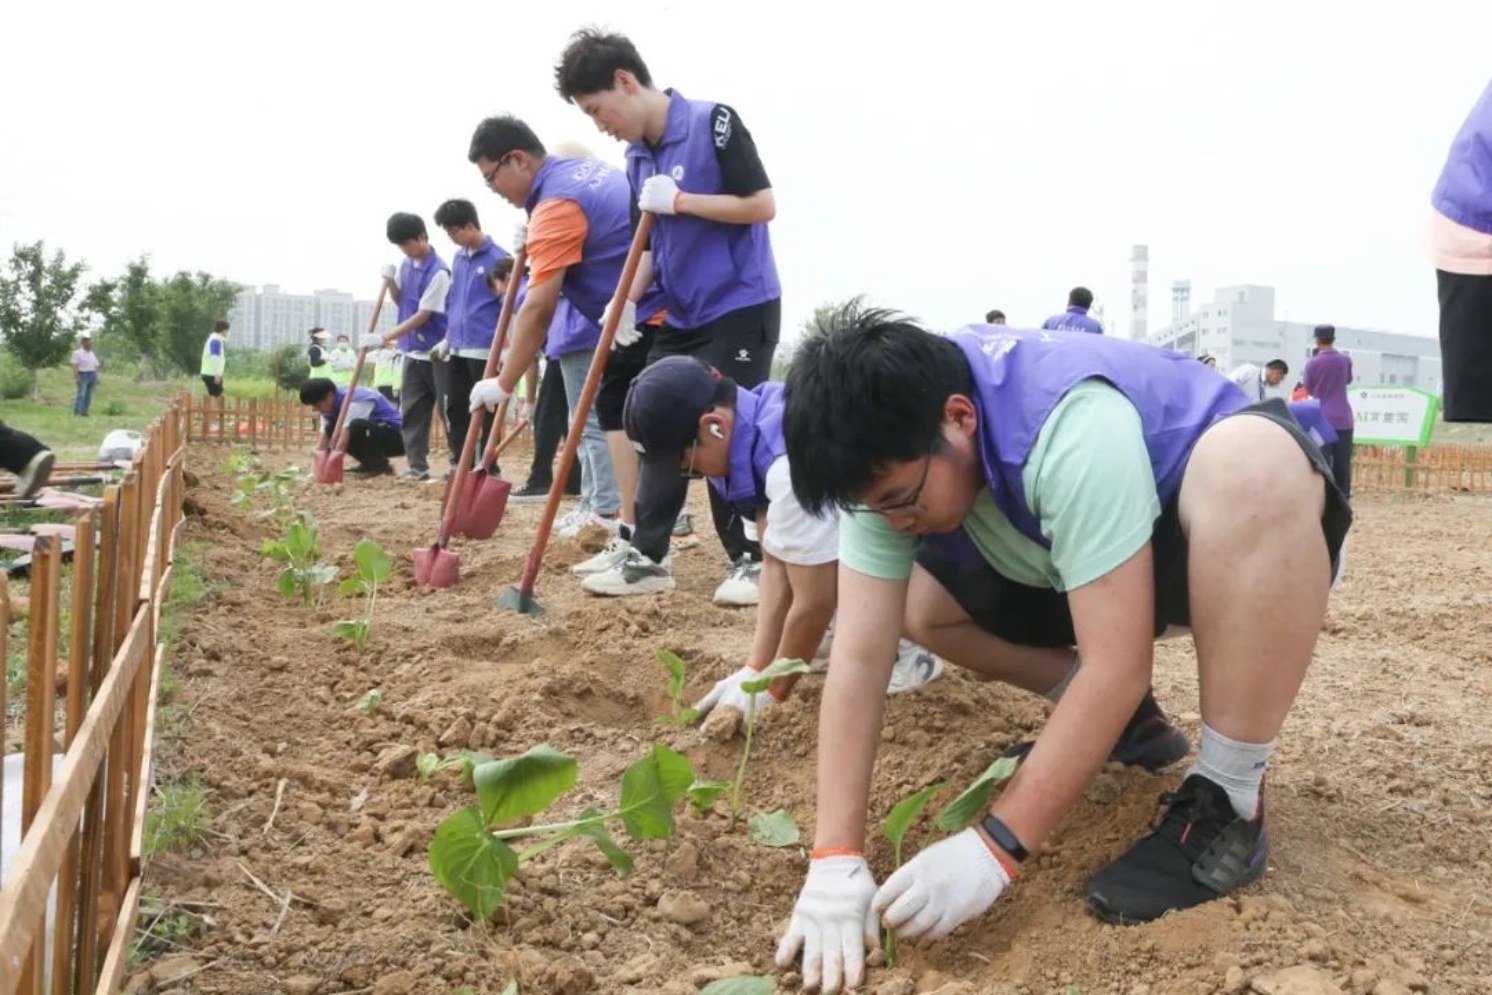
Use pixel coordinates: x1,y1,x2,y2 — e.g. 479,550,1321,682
0,241,92,397
270,343,308,393
87,256,164,378
157,271,239,376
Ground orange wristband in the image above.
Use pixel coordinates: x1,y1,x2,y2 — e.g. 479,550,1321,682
810,847,863,860
976,830,1021,880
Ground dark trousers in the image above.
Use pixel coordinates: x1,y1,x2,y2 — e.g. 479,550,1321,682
1326,429,1354,501
399,358,446,474
527,359,580,492
342,420,405,471
377,385,396,402
633,299,781,563
444,356,495,466
1437,269,1492,422
0,423,46,474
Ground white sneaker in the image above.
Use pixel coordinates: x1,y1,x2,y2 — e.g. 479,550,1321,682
16,450,55,499
712,556,761,607
572,536,633,577
580,548,676,597
886,640,943,696
555,505,592,538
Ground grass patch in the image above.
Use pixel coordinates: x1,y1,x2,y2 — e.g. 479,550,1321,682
143,777,210,857
129,897,211,968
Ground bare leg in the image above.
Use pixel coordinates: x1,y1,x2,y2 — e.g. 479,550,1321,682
607,430,639,527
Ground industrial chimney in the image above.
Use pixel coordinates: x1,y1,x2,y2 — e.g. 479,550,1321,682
1171,280,1191,329
1129,245,1148,341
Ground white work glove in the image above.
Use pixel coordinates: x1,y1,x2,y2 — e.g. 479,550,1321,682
429,339,451,361
605,298,641,348
380,264,396,282
775,854,879,995
694,665,778,720
873,827,1013,942
638,174,681,215
360,332,387,352
512,222,528,251
468,377,511,413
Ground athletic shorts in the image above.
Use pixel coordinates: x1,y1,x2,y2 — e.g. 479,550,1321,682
761,458,839,566
596,324,655,432
645,298,780,389
914,398,1353,648
201,375,224,398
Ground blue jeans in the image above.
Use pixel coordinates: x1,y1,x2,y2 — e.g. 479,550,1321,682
73,371,97,415
557,350,620,517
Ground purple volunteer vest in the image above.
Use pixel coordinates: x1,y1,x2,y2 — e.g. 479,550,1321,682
544,298,601,360
329,386,403,430
1040,306,1104,335
524,156,631,324
709,381,786,516
1287,399,1338,449
637,283,669,324
397,251,450,353
448,236,511,351
1431,79,1492,235
937,326,1247,550
626,91,781,330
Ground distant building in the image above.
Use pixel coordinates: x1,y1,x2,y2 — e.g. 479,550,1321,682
226,284,396,352
1148,284,1442,396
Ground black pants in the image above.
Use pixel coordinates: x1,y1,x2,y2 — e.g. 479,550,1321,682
339,420,404,472
377,385,396,402
444,356,495,466
527,359,580,493
1324,428,1353,502
201,375,223,398
0,423,47,475
634,299,781,563
1437,269,1492,422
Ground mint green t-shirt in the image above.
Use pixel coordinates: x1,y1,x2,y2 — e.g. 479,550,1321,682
839,380,1161,592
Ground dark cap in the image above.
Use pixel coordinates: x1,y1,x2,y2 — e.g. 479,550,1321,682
622,356,721,465
1313,323,1336,343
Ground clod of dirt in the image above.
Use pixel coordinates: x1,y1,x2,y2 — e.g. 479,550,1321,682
541,957,595,994
701,705,743,742
1371,982,1413,995
151,956,202,984
372,971,416,995
439,715,473,747
664,841,700,882
657,890,711,926
1250,965,1345,995
613,952,659,985
876,979,916,995
689,962,757,986
374,744,419,779
283,977,322,995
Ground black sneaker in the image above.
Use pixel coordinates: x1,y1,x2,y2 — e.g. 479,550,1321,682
1084,774,1268,924
1002,712,1191,773
349,463,394,478
511,480,551,503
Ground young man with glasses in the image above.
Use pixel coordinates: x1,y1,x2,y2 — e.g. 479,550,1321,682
621,355,943,715
773,305,1351,994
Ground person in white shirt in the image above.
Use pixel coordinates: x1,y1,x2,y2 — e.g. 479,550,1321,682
70,334,102,416
1229,358,1289,402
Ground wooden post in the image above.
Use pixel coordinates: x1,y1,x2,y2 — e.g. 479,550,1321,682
1404,446,1418,490
19,535,62,995
0,575,7,873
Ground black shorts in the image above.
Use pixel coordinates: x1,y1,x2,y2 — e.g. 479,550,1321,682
596,324,656,432
914,398,1353,647
645,298,780,389
201,375,224,398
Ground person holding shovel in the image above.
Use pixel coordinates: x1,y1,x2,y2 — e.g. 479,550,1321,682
771,305,1351,993
554,28,782,605
298,377,404,478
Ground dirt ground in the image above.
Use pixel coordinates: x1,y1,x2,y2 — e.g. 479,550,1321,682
132,444,1492,995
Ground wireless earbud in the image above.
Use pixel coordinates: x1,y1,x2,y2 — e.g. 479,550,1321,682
709,424,725,440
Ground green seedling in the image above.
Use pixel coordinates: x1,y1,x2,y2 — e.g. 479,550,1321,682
685,778,731,817
232,465,303,527
224,450,260,476
730,657,812,823
748,808,800,847
332,538,392,655
699,980,774,995
934,755,1019,830
417,752,465,781
261,515,337,607
880,781,946,966
428,743,694,920
459,750,495,782
356,688,384,717
657,648,698,726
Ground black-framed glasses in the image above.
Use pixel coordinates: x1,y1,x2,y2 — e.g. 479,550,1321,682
849,449,934,517
482,154,513,187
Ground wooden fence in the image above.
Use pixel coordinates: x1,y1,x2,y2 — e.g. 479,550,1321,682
0,401,187,995
183,394,446,454
1352,444,1492,495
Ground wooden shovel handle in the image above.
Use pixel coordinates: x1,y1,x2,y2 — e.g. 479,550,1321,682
324,284,388,453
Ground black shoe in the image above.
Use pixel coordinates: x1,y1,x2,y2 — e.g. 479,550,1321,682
1002,712,1191,773
349,463,393,478
1084,774,1268,925
511,480,551,503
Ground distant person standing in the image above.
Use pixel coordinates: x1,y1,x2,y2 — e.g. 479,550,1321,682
985,309,1006,325
306,327,330,369
1428,77,1492,422
200,318,229,416
1041,287,1104,334
1303,324,1354,498
1229,359,1289,402
327,333,357,388
70,334,101,417
371,346,399,402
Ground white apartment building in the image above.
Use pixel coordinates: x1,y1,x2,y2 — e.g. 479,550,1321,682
226,284,397,352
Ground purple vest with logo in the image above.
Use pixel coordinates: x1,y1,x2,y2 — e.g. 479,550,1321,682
1432,79,1492,235
937,326,1247,550
710,381,786,516
329,386,403,430
448,236,511,351
1040,306,1104,335
626,91,781,330
544,298,601,360
396,252,450,353
524,156,631,324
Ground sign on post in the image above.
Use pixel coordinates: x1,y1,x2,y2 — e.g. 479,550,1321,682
1349,386,1440,447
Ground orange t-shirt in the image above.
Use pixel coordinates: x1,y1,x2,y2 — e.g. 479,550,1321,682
526,199,588,286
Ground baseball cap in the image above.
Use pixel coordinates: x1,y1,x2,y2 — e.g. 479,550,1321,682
309,327,329,340
623,356,723,512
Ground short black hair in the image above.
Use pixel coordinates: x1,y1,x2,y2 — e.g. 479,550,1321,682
433,199,480,231
386,213,427,244
784,298,974,515
984,309,1005,323
554,28,653,101
299,378,335,406
1266,359,1289,376
213,319,230,332
491,257,515,282
1314,324,1336,344
1068,287,1094,309
468,115,546,165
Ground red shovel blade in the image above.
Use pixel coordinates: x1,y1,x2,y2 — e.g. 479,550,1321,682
452,471,511,540
413,542,459,588
312,450,345,484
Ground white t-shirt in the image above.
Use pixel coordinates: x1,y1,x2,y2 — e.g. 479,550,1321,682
761,455,840,567
392,262,450,361
1229,363,1266,402
71,348,101,373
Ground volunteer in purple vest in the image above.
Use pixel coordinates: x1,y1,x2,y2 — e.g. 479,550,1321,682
1428,77,1492,423
432,199,512,466
1302,324,1354,500
554,29,782,605
1041,286,1104,334
464,116,629,536
298,377,405,478
772,305,1351,993
363,213,451,483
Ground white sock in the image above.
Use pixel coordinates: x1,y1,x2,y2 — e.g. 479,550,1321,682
1043,651,1081,703
1187,723,1275,819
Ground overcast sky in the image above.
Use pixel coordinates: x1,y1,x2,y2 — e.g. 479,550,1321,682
2,1,1488,344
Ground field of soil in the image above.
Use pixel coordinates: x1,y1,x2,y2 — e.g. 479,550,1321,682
131,444,1492,995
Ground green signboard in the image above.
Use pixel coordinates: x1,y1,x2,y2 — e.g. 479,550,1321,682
1348,386,1440,448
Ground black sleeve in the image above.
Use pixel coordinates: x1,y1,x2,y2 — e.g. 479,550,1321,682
308,345,325,367
711,104,771,196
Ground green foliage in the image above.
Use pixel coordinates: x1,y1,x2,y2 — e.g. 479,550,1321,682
333,538,392,655
416,752,464,781
731,657,812,822
156,270,239,375
356,688,384,717
260,515,337,607
102,399,127,416
143,778,210,856
88,256,166,377
748,809,801,847
0,241,94,395
934,756,1019,831
881,781,946,965
0,354,31,400
686,778,731,817
232,464,302,528
271,343,309,392
428,743,694,920
657,648,698,726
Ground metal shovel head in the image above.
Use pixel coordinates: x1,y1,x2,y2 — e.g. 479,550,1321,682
413,542,460,588
497,584,543,616
312,450,344,485
453,472,511,540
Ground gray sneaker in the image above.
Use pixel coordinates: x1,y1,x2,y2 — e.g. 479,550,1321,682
712,556,761,607
398,468,430,483
580,548,675,597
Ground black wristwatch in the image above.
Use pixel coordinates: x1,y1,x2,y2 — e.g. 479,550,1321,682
980,814,1028,863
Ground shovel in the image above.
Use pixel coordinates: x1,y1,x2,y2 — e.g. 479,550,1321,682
313,285,386,483
413,247,528,587
452,416,531,539
499,214,655,615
